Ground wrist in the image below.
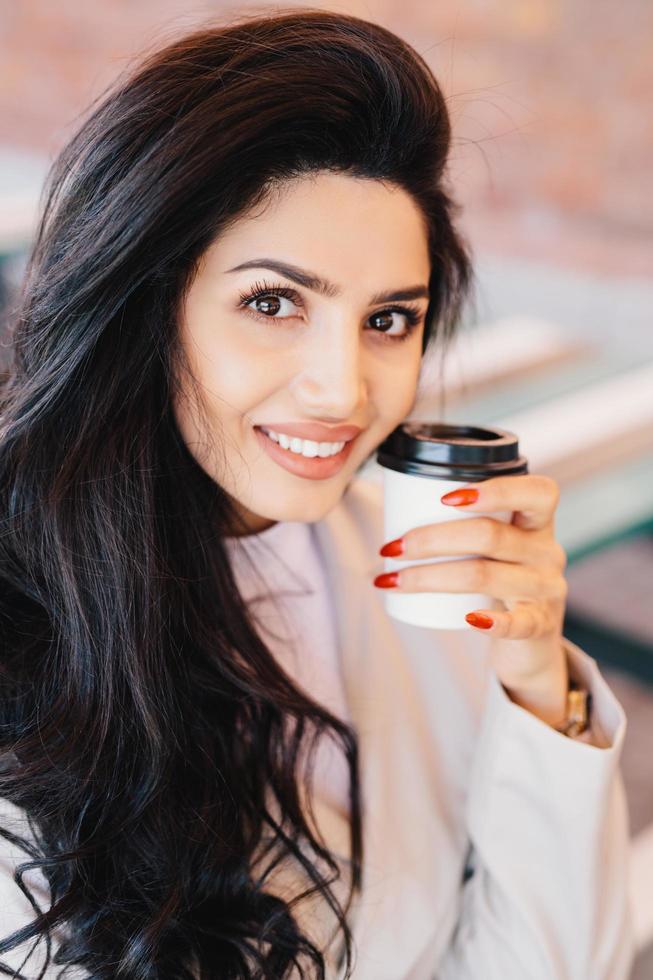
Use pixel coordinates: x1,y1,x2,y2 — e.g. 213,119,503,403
502,651,570,728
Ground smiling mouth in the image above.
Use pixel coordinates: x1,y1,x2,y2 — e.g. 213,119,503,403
257,426,349,458
253,425,360,479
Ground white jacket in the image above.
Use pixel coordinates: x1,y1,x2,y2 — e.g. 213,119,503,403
307,472,635,979
0,474,635,979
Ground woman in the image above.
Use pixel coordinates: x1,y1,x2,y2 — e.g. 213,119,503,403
0,9,633,979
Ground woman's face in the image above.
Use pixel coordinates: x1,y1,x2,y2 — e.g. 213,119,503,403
174,171,431,535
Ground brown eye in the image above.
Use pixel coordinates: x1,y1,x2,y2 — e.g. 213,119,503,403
369,311,394,332
238,281,302,320
368,307,422,341
253,295,282,316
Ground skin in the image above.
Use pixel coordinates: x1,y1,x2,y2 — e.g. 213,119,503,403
174,170,586,741
377,477,575,733
174,170,430,533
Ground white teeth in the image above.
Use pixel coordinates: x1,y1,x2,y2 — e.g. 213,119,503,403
298,439,319,457
260,427,346,458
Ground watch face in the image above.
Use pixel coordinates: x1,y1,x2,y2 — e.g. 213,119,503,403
556,689,590,736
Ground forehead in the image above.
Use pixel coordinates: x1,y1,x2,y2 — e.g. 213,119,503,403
201,171,431,286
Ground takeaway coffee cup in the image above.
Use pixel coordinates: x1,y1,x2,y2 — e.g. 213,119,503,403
376,422,529,630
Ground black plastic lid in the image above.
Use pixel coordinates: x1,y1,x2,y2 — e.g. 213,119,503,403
376,421,529,481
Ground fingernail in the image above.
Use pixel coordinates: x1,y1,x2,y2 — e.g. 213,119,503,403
373,571,400,589
441,488,479,506
379,537,404,557
466,612,494,629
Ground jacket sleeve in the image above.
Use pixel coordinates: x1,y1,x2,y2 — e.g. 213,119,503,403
435,636,636,980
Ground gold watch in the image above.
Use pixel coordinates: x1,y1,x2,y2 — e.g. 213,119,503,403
554,682,591,738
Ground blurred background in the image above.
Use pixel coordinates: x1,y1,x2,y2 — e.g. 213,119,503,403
1,2,651,974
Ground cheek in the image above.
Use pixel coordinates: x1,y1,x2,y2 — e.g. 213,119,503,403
187,328,287,425
372,353,422,421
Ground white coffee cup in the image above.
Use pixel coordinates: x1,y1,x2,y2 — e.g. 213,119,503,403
376,422,528,630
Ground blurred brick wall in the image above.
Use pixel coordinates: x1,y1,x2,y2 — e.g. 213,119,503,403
0,0,651,276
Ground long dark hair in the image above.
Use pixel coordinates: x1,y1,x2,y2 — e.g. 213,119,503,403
0,8,474,978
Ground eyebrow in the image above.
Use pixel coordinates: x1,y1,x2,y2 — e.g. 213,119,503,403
225,258,430,305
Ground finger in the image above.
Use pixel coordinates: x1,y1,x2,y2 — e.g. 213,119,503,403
440,474,560,531
465,600,552,640
375,557,568,602
384,517,566,569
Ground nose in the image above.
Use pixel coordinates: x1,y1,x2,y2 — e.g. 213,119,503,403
290,321,367,419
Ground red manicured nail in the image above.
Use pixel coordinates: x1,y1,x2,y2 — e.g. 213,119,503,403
441,488,479,506
465,612,494,630
373,571,400,589
379,537,404,557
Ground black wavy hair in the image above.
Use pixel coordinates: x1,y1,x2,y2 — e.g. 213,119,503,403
0,7,474,978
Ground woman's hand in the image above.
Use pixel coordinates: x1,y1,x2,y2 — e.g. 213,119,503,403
374,474,571,728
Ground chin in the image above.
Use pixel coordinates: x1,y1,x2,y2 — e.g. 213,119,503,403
277,491,342,525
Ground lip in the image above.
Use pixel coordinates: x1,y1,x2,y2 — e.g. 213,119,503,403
254,425,360,480
257,422,363,442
